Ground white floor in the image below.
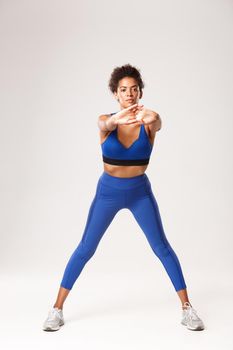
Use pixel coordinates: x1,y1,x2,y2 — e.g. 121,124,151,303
1,271,232,350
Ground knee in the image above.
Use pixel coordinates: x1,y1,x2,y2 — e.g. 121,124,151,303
153,242,171,258
74,241,97,262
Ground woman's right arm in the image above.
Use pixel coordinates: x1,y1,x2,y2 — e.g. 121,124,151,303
97,114,118,132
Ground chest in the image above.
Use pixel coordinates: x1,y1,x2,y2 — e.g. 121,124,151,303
100,124,153,149
100,123,153,161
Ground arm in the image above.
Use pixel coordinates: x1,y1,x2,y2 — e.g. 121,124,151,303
147,113,162,143
97,114,118,132
148,113,162,133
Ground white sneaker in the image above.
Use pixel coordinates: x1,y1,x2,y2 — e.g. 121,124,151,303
181,302,205,331
43,307,65,331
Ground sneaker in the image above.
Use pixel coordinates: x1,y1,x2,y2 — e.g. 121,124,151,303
181,302,205,331
42,307,65,331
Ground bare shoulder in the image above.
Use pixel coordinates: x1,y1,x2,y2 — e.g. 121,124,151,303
98,114,111,122
97,114,111,132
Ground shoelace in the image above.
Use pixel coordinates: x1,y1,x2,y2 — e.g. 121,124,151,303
183,304,200,321
47,308,61,321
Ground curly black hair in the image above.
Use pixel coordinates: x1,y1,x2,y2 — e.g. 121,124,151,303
108,63,145,98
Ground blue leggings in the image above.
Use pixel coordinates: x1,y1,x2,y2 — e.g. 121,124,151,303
60,171,187,292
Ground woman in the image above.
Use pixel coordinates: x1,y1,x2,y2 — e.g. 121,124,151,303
43,64,205,332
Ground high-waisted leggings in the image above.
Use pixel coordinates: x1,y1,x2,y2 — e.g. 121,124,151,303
60,171,187,292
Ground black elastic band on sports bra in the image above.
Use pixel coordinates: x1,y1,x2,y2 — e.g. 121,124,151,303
102,155,150,166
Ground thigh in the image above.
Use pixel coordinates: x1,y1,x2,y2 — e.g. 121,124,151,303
127,181,169,246
79,180,124,247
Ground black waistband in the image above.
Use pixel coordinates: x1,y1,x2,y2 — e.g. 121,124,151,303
102,155,150,166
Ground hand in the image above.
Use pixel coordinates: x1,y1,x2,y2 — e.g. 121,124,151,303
114,103,144,125
134,106,159,125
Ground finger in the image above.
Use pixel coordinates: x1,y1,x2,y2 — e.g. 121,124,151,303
126,103,138,111
127,117,137,121
134,106,143,113
127,113,137,118
125,119,138,124
130,108,140,115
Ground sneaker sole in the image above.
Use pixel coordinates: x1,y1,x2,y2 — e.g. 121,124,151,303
181,321,204,331
43,321,64,331
187,325,205,331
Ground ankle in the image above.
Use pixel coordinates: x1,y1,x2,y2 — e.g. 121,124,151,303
182,301,192,310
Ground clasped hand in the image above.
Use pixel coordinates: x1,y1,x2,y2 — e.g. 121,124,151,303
114,103,158,125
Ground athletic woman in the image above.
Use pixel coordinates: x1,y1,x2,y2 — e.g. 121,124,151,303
43,64,205,331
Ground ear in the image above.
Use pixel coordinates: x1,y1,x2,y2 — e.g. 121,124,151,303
114,91,119,101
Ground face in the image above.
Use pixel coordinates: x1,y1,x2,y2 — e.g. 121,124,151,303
114,76,142,109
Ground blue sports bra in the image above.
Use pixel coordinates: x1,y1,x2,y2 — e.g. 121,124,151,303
101,112,153,166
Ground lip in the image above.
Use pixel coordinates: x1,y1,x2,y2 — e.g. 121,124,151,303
126,99,134,102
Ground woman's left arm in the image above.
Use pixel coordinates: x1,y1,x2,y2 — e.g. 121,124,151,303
136,107,162,133
148,112,162,133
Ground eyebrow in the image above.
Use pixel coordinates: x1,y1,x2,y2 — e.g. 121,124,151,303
120,85,138,88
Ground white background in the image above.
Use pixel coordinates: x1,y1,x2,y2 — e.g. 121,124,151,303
0,0,233,349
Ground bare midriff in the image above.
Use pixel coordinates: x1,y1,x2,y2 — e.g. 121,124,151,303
103,162,148,178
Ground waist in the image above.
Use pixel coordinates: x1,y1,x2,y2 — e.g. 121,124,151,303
99,171,149,190
102,155,150,166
